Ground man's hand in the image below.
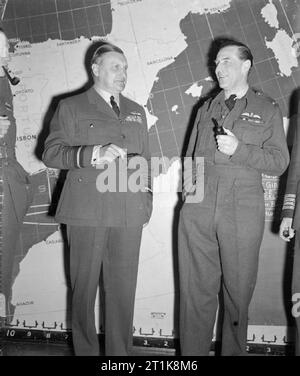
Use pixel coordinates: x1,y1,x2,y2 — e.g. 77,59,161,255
0,115,10,138
95,143,127,166
216,128,239,156
279,217,295,242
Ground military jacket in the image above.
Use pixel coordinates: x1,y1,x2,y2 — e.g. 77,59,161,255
281,103,300,227
186,87,289,178
42,87,152,227
0,76,32,222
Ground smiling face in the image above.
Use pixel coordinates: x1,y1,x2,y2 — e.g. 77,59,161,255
0,31,10,77
215,45,250,96
92,51,128,96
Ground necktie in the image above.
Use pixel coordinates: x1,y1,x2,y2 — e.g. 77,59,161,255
110,95,120,117
225,94,237,111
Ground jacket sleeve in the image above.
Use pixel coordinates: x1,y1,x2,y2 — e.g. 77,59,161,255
182,105,204,196
42,100,94,170
282,115,300,218
230,104,290,176
186,108,202,158
140,108,152,191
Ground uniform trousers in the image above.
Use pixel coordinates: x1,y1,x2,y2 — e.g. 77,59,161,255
292,234,300,356
68,225,142,356
179,168,265,356
1,176,23,320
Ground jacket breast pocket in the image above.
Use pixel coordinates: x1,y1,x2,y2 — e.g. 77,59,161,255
77,118,118,145
237,121,264,147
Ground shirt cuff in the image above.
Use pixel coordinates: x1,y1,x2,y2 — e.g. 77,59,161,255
91,145,102,166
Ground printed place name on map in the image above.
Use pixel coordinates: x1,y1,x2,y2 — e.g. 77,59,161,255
14,51,30,57
57,40,81,47
16,43,32,49
204,4,230,13
147,56,173,65
118,0,142,5
9,38,21,43
17,134,37,142
16,301,34,306
15,89,34,95
46,239,63,245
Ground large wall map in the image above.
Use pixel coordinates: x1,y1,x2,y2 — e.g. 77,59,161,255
1,0,299,346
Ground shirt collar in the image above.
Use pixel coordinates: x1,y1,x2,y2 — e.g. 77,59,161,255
96,88,120,106
210,87,255,110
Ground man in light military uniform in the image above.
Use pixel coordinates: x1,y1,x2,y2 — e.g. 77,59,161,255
179,39,289,356
0,28,31,329
43,43,152,356
280,98,300,356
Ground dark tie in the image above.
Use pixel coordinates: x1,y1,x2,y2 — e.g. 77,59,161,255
225,94,237,111
110,95,120,117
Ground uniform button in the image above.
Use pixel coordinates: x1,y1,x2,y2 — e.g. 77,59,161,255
78,178,83,182
89,123,94,128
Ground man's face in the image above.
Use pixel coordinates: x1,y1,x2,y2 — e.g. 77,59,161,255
93,51,128,95
0,32,10,77
215,46,249,92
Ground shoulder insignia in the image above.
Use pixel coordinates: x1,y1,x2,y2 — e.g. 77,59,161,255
254,89,277,106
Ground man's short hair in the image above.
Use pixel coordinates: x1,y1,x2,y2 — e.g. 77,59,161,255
91,42,124,67
217,39,253,67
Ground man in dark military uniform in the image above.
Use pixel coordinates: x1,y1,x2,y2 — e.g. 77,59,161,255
0,29,31,327
42,43,152,356
280,98,300,356
179,39,289,356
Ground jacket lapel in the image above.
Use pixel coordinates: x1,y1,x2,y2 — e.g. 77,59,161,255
87,87,118,118
223,97,246,130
